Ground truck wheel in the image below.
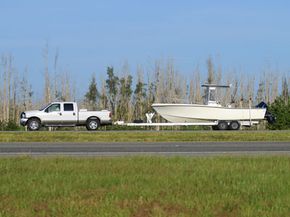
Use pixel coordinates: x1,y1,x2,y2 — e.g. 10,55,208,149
217,121,228,130
27,118,41,131
86,118,100,131
229,121,240,130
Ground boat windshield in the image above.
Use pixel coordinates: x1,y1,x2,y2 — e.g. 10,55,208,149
209,89,216,101
39,103,51,111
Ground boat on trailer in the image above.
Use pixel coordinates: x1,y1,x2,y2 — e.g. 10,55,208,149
151,84,274,130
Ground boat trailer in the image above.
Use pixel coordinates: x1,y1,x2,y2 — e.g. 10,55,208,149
115,113,260,130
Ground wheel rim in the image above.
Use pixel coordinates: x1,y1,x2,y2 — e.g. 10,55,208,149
219,122,227,130
30,121,39,130
231,122,239,130
89,121,98,130
221,124,227,129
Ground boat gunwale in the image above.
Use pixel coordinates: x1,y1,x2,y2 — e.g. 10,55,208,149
151,103,266,110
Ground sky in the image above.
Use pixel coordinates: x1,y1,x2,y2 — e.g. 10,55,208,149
0,0,290,99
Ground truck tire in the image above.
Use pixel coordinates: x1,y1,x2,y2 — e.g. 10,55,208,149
27,118,41,131
229,121,240,130
86,118,100,131
217,121,228,130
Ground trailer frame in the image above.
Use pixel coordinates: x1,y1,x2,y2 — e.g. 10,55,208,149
115,120,260,130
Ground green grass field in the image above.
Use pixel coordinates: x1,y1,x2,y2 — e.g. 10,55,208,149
1,156,290,217
0,130,290,142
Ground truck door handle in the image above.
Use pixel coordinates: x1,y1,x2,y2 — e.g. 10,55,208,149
73,112,76,116
59,112,62,116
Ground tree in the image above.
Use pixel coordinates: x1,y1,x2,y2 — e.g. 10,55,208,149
53,49,59,100
84,75,99,110
116,75,133,121
256,80,265,104
20,69,33,111
146,81,156,113
154,60,163,103
99,79,108,109
133,72,147,120
106,67,119,116
43,43,51,104
282,77,289,104
60,70,71,101
268,96,290,130
1,54,14,122
193,66,202,103
206,56,215,84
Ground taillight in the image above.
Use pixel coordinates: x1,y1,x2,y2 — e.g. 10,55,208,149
109,112,112,118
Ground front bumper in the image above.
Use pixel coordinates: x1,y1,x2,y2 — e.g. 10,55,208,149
20,118,28,126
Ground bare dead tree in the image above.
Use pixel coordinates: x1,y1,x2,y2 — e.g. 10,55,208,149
193,65,202,103
154,60,163,103
188,78,194,103
99,79,108,109
43,43,51,104
53,49,59,100
271,72,279,103
206,56,215,84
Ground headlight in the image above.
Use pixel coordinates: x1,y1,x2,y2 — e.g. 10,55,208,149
21,112,26,119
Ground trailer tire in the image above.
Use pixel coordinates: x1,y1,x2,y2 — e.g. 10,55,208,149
229,121,240,130
86,118,100,131
217,121,228,130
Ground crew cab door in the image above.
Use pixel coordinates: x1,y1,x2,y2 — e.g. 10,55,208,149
61,103,78,125
42,103,62,125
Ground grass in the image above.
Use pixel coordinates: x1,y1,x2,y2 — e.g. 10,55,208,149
0,130,290,142
1,156,290,217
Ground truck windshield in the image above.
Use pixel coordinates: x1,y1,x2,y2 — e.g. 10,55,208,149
39,103,50,111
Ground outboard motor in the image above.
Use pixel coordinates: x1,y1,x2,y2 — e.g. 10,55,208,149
265,112,276,124
256,101,276,124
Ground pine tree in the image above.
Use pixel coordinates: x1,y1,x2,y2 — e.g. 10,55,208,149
133,77,147,120
84,75,99,110
105,67,119,116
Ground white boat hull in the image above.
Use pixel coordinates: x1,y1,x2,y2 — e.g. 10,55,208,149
152,103,266,123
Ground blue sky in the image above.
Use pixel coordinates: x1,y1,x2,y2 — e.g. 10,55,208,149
0,0,290,98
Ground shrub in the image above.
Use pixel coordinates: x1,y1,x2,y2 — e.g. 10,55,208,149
267,96,290,130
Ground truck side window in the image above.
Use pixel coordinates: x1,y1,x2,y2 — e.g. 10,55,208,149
46,104,60,113
64,103,74,111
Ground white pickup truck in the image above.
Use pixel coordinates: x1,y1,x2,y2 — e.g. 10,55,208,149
20,102,112,131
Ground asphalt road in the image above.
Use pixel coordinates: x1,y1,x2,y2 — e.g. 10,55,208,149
1,141,290,156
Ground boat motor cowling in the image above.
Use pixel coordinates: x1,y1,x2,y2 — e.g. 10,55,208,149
256,101,276,124
256,101,268,109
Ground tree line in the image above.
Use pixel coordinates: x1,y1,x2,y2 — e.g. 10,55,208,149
0,51,289,130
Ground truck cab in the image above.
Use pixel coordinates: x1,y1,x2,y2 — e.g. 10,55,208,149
41,102,78,126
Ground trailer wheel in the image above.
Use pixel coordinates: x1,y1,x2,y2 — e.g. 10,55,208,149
217,121,228,130
86,118,100,131
229,121,240,130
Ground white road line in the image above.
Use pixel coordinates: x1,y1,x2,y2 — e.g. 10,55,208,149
1,151,290,156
